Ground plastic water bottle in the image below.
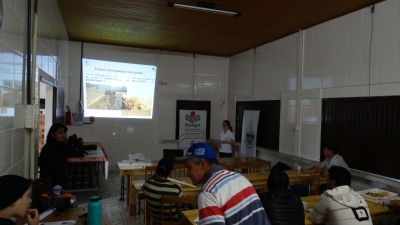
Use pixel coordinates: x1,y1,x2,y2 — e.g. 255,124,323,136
52,184,62,195
88,196,102,225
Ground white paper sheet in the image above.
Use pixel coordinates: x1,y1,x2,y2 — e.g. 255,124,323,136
24,207,57,225
194,216,199,222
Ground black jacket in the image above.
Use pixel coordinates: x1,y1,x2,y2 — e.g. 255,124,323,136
0,218,15,225
259,189,305,225
39,140,68,189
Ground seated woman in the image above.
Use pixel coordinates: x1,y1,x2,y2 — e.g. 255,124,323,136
39,123,69,189
258,169,305,225
0,175,39,225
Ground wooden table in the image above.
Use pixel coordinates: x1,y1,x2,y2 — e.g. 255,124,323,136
118,156,271,216
301,195,397,224
134,170,326,224
181,196,396,225
15,206,112,225
182,210,198,225
66,142,108,194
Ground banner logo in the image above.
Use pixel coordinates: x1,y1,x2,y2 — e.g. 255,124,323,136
185,111,201,123
179,110,207,148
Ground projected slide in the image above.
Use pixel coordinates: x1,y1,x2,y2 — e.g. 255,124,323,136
82,58,156,118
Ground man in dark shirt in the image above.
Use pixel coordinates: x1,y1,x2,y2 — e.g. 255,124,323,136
259,169,305,225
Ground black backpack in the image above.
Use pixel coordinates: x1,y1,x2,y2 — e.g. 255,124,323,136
66,134,87,157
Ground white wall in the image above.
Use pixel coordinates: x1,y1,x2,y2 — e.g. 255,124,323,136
67,43,229,169
0,0,69,176
229,0,400,189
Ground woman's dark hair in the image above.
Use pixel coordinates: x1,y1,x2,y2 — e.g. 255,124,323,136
267,168,289,191
223,120,233,132
328,166,351,187
46,123,68,143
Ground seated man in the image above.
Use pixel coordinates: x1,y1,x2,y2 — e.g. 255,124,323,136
294,143,350,196
310,166,372,225
259,169,305,225
179,142,271,225
142,158,184,224
0,175,39,225
302,143,349,178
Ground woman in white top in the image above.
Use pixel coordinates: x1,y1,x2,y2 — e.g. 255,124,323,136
219,120,236,158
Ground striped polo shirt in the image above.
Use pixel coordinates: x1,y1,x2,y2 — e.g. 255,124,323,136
198,168,271,225
142,177,184,223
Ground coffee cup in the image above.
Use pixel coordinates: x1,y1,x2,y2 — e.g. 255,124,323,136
297,166,302,174
302,201,308,211
382,198,391,208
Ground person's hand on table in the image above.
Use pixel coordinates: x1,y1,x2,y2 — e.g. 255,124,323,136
221,140,227,144
315,167,324,174
26,208,39,225
320,170,329,177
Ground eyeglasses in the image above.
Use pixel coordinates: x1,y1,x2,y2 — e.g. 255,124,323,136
222,124,228,126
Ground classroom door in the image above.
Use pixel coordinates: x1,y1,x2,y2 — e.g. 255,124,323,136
39,81,56,154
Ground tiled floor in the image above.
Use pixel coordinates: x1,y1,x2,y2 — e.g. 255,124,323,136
74,171,144,225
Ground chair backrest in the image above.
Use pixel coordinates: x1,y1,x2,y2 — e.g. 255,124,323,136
172,164,186,178
297,174,320,196
161,195,197,225
252,161,271,172
145,165,158,180
232,161,253,173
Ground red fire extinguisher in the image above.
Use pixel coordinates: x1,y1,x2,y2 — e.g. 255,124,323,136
65,105,72,125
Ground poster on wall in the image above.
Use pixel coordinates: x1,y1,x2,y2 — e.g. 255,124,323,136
178,110,207,148
240,110,260,157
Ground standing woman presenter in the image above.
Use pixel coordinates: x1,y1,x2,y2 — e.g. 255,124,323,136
219,120,236,158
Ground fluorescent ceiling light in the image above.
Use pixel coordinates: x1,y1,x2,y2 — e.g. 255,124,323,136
167,2,241,17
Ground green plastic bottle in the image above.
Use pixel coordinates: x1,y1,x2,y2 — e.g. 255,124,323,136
88,196,101,225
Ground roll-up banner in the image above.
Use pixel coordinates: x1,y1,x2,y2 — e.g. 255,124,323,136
178,110,207,148
240,110,260,157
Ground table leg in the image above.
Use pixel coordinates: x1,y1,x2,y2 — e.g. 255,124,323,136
129,174,137,216
119,175,125,201
126,174,131,207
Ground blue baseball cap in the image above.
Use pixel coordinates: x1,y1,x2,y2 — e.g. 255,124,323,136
175,142,216,160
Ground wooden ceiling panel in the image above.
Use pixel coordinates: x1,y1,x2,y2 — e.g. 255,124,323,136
57,0,384,56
